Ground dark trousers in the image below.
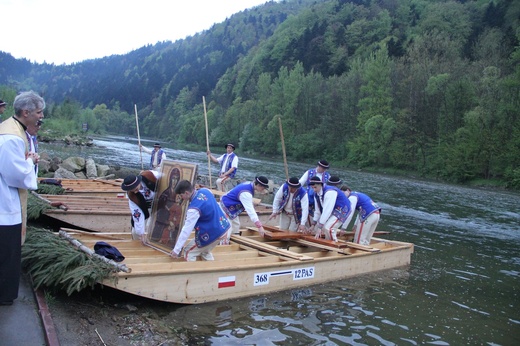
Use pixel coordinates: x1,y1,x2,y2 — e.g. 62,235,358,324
0,224,22,302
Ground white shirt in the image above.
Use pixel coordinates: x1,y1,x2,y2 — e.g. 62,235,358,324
0,135,38,225
341,194,358,229
173,207,200,254
141,145,167,168
238,189,260,223
299,170,325,187
127,177,158,235
313,188,338,226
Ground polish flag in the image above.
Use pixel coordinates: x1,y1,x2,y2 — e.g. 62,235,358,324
218,276,236,288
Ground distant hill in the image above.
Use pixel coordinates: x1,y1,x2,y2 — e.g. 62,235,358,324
1,0,519,188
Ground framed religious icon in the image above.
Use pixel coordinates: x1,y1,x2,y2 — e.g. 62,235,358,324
147,160,198,252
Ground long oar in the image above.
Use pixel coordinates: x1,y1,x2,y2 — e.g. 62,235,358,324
203,96,212,188
134,104,143,170
278,116,289,180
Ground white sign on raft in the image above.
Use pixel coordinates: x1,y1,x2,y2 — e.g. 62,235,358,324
254,267,315,286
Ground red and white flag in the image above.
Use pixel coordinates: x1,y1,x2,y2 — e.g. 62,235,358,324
218,275,236,288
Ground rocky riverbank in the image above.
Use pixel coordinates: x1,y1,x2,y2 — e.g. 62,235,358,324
38,152,139,180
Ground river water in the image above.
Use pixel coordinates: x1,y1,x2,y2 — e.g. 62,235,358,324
42,135,520,345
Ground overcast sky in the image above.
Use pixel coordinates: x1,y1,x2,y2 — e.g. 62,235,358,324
2,0,268,65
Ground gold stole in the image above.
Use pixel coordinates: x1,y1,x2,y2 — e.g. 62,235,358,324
0,117,30,244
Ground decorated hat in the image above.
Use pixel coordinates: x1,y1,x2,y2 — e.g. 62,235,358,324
255,176,269,188
327,176,342,185
309,176,323,185
153,142,161,147
317,160,330,169
225,143,235,150
0,100,6,107
287,177,301,188
121,175,142,191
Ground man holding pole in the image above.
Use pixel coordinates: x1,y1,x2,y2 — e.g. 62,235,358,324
207,143,238,192
140,143,167,171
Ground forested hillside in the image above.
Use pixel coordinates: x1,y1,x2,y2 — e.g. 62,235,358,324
1,0,519,188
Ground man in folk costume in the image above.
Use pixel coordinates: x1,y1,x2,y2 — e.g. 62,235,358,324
140,142,166,170
0,99,7,119
170,180,230,261
0,91,44,305
269,177,309,232
326,175,343,187
299,159,331,219
219,176,270,244
338,186,381,246
139,169,159,208
308,176,351,242
121,172,159,244
207,143,238,192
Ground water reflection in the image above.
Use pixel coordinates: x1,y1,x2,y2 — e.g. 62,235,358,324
40,135,520,345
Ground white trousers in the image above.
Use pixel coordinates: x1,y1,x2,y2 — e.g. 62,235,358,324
353,212,380,246
322,215,340,242
216,176,232,192
279,212,298,232
183,236,224,261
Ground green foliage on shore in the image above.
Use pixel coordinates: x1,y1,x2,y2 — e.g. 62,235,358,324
1,0,519,189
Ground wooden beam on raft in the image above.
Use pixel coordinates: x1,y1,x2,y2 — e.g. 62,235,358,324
58,230,131,272
248,225,302,240
300,235,349,248
230,234,313,261
293,239,351,254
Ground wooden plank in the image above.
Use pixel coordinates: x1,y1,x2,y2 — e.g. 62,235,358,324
258,225,303,240
300,235,350,249
342,241,381,252
293,239,351,254
230,235,313,261
339,231,390,237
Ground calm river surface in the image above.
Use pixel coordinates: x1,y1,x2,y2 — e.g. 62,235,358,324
43,135,520,345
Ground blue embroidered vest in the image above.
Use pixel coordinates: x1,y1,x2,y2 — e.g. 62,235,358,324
316,186,351,223
220,182,253,219
221,152,237,178
150,148,164,168
190,188,230,247
279,183,306,224
351,192,381,222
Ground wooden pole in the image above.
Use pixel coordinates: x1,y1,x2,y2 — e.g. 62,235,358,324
134,104,143,170
203,96,212,188
58,230,131,272
278,116,289,180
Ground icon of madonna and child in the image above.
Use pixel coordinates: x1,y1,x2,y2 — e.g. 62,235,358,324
149,161,197,248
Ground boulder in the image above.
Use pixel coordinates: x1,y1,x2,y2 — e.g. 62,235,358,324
61,157,85,173
54,167,77,179
50,157,62,172
96,164,111,178
38,159,51,174
85,158,98,178
74,171,87,179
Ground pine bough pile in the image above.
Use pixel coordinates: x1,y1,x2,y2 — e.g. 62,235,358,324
22,227,118,295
